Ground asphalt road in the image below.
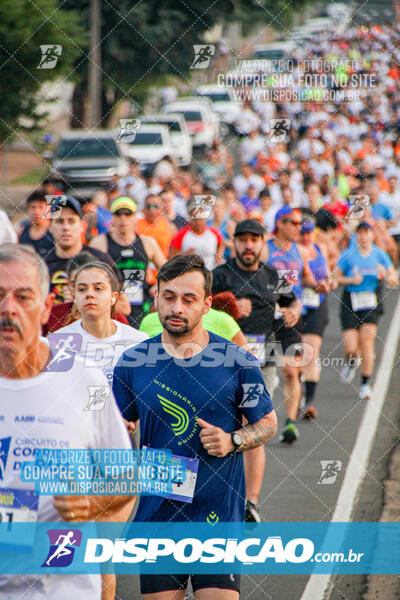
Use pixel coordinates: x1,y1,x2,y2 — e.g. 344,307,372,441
116,285,400,600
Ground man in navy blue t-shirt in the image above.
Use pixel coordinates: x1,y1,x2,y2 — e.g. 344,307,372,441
113,253,277,598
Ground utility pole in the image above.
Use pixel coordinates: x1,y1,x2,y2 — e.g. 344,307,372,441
88,0,101,128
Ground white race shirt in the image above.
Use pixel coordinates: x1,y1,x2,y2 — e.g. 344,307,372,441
0,209,17,244
0,353,132,599
380,190,400,235
56,319,148,386
232,174,265,197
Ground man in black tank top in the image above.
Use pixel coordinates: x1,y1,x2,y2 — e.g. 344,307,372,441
44,196,123,304
17,191,54,259
90,196,166,327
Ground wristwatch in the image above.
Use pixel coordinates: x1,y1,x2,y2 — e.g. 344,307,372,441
231,432,243,453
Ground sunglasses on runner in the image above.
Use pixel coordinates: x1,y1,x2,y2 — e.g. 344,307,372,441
282,218,302,226
114,209,134,216
145,203,160,209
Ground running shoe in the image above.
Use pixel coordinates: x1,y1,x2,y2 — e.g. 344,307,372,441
340,360,359,384
279,422,299,444
301,405,317,420
359,383,372,400
245,499,262,523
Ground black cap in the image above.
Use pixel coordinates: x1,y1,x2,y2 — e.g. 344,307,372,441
51,195,83,218
234,218,265,237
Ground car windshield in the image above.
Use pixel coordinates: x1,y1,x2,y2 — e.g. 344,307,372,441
201,92,230,102
130,132,163,145
253,50,285,60
56,138,118,159
147,121,182,133
175,110,202,121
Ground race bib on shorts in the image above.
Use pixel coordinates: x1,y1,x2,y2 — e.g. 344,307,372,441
245,334,266,367
302,287,321,309
350,291,377,311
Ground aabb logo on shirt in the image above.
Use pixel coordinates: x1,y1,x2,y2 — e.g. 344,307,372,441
0,436,11,481
42,529,82,568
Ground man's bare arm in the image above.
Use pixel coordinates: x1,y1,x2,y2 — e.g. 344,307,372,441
197,410,277,457
234,411,277,452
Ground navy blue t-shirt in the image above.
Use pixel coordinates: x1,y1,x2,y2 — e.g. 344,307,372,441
113,332,273,523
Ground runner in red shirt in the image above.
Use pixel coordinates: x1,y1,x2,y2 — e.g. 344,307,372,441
170,198,223,270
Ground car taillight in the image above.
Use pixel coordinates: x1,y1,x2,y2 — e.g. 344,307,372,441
187,121,205,133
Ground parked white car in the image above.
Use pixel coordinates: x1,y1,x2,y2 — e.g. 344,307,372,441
140,113,192,166
195,85,242,130
122,124,174,166
162,99,219,149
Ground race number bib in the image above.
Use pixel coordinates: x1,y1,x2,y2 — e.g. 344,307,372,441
245,334,266,367
123,269,144,305
166,455,199,504
0,489,38,548
302,288,320,309
350,291,377,312
141,448,198,504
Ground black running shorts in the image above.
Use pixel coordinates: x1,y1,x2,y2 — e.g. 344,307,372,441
303,297,329,337
140,573,241,595
340,290,382,331
274,317,304,355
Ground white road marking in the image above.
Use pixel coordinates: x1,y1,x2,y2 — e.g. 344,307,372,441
300,293,400,600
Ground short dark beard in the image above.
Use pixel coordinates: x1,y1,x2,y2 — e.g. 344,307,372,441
161,315,190,337
236,249,260,268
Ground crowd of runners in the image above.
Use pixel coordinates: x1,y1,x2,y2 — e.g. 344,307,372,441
1,20,400,600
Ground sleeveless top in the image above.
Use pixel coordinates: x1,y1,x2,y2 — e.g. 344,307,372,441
307,243,328,306
19,224,54,258
106,233,150,327
267,238,304,300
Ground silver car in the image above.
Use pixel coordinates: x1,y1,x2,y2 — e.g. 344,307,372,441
49,130,130,199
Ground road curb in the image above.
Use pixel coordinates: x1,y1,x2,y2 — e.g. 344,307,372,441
363,441,400,600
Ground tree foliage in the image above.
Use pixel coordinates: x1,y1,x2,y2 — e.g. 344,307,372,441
0,0,85,144
64,0,316,123
0,0,316,139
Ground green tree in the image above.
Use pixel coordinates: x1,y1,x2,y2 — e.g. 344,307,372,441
64,0,315,125
0,0,85,144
